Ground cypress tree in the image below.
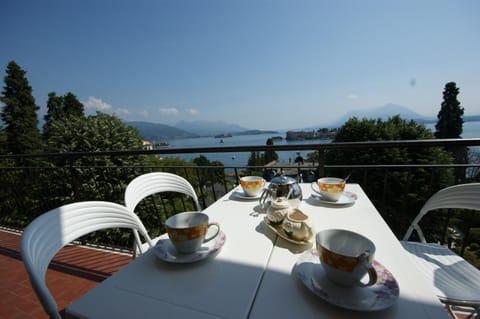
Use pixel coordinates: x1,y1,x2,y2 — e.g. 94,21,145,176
435,82,464,138
0,61,42,154
434,81,467,182
43,92,64,139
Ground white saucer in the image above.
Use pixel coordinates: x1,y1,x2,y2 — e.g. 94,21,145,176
231,189,262,200
310,182,357,205
295,249,399,311
153,231,226,264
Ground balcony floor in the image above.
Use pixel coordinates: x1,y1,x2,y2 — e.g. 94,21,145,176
0,228,476,319
0,228,132,319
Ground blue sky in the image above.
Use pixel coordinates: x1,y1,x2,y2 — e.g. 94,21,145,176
1,0,479,130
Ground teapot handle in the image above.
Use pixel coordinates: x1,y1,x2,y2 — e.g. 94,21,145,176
259,188,270,208
286,188,293,200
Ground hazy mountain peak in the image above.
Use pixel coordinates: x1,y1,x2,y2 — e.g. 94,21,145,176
328,103,428,127
351,103,423,119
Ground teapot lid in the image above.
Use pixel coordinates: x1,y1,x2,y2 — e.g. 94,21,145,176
270,175,297,185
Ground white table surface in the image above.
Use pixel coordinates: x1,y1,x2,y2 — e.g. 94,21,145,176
249,183,449,319
66,183,449,319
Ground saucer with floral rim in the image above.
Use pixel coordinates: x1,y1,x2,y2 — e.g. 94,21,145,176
153,231,226,264
294,248,399,311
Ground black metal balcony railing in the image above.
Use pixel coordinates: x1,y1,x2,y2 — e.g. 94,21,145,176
1,138,479,260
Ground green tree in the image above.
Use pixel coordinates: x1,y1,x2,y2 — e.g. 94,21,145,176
0,62,43,227
247,138,278,169
325,115,454,238
43,92,85,139
43,92,64,139
46,112,140,153
193,155,225,188
0,124,6,154
0,61,42,155
37,112,147,245
43,112,144,206
435,82,464,139
434,82,467,182
264,138,279,163
247,151,262,167
63,92,84,117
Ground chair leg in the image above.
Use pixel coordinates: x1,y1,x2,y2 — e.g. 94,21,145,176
445,304,480,319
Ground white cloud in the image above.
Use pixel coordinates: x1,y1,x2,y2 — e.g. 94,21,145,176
347,93,359,100
115,108,130,116
159,107,179,116
188,108,200,115
84,96,113,111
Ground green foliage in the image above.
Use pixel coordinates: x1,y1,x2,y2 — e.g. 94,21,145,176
247,138,279,171
0,61,42,155
247,151,261,166
45,112,142,153
264,138,279,163
0,124,6,154
42,112,144,203
324,115,454,237
1,107,147,231
43,92,85,139
193,155,225,188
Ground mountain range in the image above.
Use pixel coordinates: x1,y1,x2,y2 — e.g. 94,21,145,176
127,104,480,141
127,120,276,141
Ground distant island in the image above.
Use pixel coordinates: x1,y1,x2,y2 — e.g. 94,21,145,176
286,128,337,141
214,133,232,138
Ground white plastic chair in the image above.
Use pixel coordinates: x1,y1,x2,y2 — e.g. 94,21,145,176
124,172,201,255
20,201,153,319
401,183,480,314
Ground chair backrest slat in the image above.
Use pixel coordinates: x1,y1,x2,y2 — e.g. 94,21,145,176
403,183,480,242
20,201,153,319
125,172,201,212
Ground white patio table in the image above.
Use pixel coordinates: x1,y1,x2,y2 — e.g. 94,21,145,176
66,183,449,319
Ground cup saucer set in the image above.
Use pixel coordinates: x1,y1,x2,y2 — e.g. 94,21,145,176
294,229,399,311
153,211,226,264
155,176,399,311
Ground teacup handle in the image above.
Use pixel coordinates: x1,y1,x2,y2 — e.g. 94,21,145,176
203,222,220,243
357,253,378,287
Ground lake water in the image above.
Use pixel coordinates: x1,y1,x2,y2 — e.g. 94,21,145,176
162,121,480,167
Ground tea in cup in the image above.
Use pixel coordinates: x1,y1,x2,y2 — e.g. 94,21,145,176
165,211,220,254
316,229,377,287
240,176,265,197
317,177,346,201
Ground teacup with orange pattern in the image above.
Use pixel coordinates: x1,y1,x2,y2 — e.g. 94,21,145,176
317,177,346,201
316,229,377,287
165,211,220,254
240,176,266,197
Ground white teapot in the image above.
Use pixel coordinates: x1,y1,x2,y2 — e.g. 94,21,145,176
281,209,314,242
266,197,291,224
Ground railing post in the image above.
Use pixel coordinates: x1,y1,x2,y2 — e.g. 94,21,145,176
317,149,325,177
195,167,207,209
